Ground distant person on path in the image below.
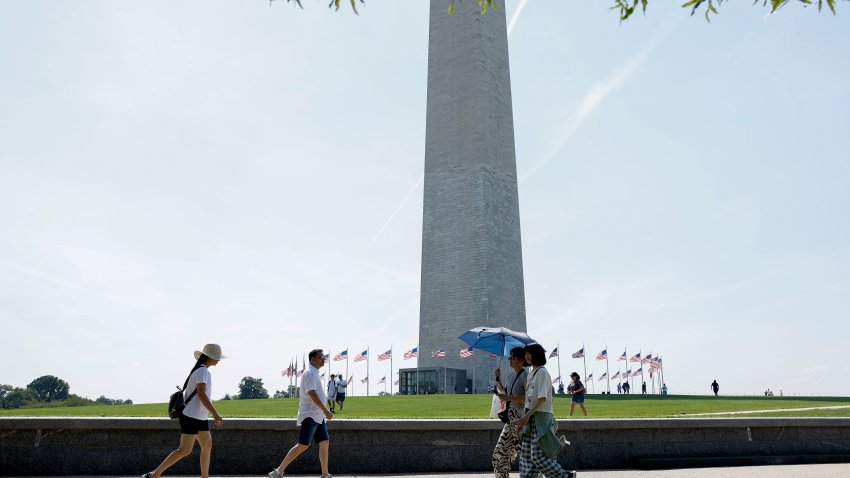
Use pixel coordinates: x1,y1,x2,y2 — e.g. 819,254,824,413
711,380,719,396
335,376,348,411
661,383,668,396
623,381,630,394
641,382,647,395
616,382,622,394
326,374,337,413
567,372,587,417
516,344,575,478
268,349,333,478
557,382,565,395
492,347,528,478
143,344,225,478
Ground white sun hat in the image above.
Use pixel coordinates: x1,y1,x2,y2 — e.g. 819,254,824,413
194,344,226,361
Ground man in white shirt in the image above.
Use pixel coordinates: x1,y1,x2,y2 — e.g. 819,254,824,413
335,377,348,411
269,349,333,478
326,374,337,413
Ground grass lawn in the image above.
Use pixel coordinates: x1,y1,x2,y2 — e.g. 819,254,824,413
1,394,849,418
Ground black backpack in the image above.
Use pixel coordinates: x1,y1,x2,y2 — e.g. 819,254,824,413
167,370,199,419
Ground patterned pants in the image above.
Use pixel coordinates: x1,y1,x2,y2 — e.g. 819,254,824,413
492,406,522,478
519,418,568,478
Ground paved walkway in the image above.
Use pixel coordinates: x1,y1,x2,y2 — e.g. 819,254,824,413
38,465,850,478
681,405,850,416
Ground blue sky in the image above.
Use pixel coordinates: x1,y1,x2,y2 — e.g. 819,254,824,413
1,1,848,403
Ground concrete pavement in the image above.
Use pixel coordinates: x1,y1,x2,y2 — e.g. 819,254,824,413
27,465,850,478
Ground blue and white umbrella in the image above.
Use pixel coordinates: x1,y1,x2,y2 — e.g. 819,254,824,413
457,326,537,358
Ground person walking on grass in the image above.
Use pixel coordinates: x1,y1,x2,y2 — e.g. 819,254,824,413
492,347,528,478
143,344,225,478
326,374,337,413
516,344,576,478
711,380,720,397
567,372,587,417
335,376,348,411
269,349,333,478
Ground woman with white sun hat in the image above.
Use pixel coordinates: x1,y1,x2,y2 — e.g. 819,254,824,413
143,344,226,478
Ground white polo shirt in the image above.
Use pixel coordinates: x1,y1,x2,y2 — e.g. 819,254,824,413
297,364,328,425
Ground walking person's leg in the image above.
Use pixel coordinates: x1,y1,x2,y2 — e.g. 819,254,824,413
528,420,568,478
270,418,317,477
196,431,213,478
579,403,588,416
569,402,576,416
147,434,195,478
318,440,330,477
492,421,517,478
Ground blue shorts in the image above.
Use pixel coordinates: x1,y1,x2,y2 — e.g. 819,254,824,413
571,394,585,404
298,417,329,445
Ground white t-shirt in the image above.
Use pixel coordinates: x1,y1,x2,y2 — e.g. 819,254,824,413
336,379,348,394
182,366,212,421
297,365,328,425
525,366,554,414
327,379,337,397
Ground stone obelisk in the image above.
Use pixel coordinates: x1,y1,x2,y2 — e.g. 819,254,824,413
418,0,527,393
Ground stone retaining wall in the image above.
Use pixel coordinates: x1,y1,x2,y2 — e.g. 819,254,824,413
1,418,849,475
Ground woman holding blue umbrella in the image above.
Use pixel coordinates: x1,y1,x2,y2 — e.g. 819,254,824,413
491,346,528,478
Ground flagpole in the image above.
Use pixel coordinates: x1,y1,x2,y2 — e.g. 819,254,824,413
471,349,475,394
582,342,587,393
605,345,610,394
639,350,645,393
443,345,447,394
416,342,420,395
390,344,393,396
365,346,369,397
346,346,350,382
557,342,562,388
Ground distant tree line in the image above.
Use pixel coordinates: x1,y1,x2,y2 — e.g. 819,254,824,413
0,375,132,410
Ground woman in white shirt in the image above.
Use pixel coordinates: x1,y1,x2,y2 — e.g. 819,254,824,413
143,344,225,478
516,343,574,478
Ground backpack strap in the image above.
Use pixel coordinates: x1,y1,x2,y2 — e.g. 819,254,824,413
180,366,203,405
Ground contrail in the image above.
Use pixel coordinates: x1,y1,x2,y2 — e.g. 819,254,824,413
369,174,423,245
507,0,529,37
519,17,679,182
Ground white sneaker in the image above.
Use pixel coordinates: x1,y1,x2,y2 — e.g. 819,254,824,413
268,469,283,478
559,435,571,446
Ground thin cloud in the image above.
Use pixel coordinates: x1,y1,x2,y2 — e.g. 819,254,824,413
369,174,423,246
507,0,529,37
519,18,678,182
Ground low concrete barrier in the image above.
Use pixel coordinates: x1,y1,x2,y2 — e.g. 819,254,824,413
1,417,849,475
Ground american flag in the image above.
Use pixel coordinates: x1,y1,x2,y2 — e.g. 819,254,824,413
641,353,653,365
631,367,643,377
394,379,399,385
626,369,632,377
489,352,498,358
596,349,607,360
552,376,561,384
378,349,392,361
629,352,642,363
549,347,559,358
611,371,621,379
403,347,418,360
377,376,386,385
586,372,593,381
354,350,368,362
599,372,607,381
432,348,446,358
459,348,474,359
571,348,584,358
334,350,348,361
361,376,369,384
618,351,627,361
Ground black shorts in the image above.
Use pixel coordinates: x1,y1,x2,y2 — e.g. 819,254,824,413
179,414,209,435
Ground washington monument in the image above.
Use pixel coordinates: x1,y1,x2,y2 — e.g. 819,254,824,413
417,0,527,393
